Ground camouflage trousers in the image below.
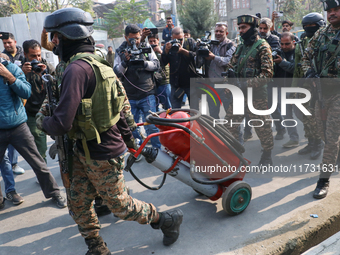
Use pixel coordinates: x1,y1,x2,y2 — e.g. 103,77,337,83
315,94,340,179
300,93,321,140
225,98,274,151
67,149,158,239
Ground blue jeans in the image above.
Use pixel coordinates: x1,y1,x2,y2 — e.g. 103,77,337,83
0,150,15,193
207,88,232,119
130,95,161,149
156,84,172,111
267,83,285,131
7,144,18,166
170,86,199,110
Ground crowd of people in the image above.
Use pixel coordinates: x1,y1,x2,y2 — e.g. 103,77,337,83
1,0,340,253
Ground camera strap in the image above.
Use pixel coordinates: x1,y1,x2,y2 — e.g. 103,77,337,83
236,39,264,74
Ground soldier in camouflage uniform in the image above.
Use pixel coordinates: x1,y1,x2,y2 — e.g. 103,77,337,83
301,0,340,199
292,12,326,160
225,14,274,168
39,8,183,255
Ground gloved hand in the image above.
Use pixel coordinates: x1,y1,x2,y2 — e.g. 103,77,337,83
119,50,130,64
126,115,137,131
36,112,46,132
125,138,139,151
49,142,58,160
305,68,316,78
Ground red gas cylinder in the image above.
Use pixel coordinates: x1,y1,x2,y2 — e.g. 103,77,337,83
156,111,201,159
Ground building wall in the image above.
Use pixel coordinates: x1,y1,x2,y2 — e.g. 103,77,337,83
227,0,269,39
149,0,161,22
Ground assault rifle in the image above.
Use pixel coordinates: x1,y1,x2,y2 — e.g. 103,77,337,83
42,74,72,188
305,50,327,144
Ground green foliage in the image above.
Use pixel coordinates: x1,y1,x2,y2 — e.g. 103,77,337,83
280,0,323,28
103,0,152,38
2,0,93,16
178,0,218,39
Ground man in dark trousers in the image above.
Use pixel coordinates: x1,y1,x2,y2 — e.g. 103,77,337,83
42,8,183,254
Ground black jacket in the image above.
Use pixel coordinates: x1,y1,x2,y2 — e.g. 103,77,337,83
161,38,198,88
2,46,25,63
113,41,160,100
266,34,280,49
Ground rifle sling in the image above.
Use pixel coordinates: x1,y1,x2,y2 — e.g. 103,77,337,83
318,30,340,77
237,39,264,75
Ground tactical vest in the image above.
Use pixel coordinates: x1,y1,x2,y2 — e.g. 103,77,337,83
234,39,268,99
313,25,340,78
235,39,265,78
67,53,125,163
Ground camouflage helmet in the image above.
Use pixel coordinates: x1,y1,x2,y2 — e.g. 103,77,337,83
44,8,94,40
321,0,340,11
237,15,260,27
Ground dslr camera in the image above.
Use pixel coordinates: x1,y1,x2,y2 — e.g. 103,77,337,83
196,31,219,57
272,48,283,59
30,59,43,73
169,39,181,53
126,38,151,68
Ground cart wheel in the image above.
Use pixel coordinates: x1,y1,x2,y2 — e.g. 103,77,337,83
222,181,252,216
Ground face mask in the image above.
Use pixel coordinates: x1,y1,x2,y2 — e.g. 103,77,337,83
304,26,320,38
241,26,257,45
52,45,59,55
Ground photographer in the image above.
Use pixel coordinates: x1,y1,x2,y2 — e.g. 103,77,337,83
162,17,174,43
114,24,161,149
148,33,171,110
273,32,299,148
161,27,199,109
0,52,65,209
21,39,55,162
204,22,236,118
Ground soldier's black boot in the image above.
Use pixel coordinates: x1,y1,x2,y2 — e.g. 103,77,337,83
151,209,183,246
94,197,111,217
257,150,273,170
298,138,314,155
313,178,329,199
85,236,111,255
310,139,323,160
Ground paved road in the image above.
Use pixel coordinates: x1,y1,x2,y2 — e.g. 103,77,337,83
1,117,340,255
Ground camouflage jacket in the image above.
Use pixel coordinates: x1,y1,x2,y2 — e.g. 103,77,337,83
227,35,273,99
301,25,340,95
292,35,311,88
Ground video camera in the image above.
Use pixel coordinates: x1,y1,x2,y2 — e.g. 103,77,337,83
272,48,283,59
126,38,151,68
196,31,219,57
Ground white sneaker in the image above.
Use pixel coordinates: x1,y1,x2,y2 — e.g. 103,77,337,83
12,164,25,175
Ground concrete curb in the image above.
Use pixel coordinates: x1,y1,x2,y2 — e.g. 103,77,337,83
302,230,340,254
230,191,340,255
